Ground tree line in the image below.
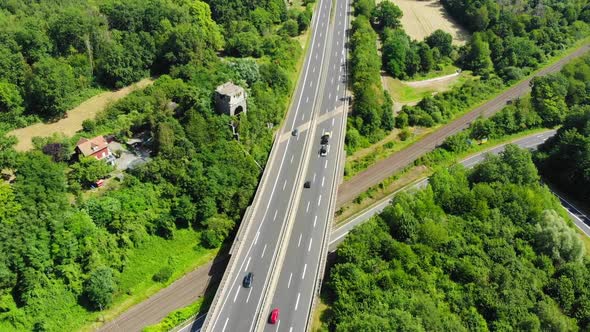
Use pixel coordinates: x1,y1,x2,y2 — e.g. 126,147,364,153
345,0,397,151
394,0,589,129
0,0,309,329
324,145,589,330
534,50,590,202
420,53,590,168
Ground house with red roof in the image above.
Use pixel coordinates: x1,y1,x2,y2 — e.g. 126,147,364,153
75,136,112,161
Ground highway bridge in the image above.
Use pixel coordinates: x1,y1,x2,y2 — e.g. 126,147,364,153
200,0,351,330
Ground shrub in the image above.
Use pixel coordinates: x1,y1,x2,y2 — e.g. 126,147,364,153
398,128,411,141
152,266,174,283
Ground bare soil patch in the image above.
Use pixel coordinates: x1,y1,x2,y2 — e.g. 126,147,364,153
392,0,469,45
404,72,460,88
382,74,462,105
8,79,154,151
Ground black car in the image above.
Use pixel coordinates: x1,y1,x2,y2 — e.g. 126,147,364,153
320,145,328,157
304,181,311,188
243,272,254,288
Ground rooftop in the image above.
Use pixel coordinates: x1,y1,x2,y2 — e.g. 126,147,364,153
76,136,108,157
215,82,243,96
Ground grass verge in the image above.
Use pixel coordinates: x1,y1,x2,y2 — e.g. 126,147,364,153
344,126,435,179
310,298,330,332
142,299,204,332
383,69,471,104
80,230,218,331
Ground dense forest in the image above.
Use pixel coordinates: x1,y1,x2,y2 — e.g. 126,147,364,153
347,13,394,144
396,0,590,128
346,0,589,153
346,0,455,150
0,0,310,126
0,0,310,330
325,146,589,330
535,109,590,203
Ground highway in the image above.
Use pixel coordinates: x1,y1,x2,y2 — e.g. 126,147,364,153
106,12,590,332
200,0,347,330
259,0,350,329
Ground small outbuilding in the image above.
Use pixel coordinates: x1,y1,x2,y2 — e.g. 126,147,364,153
215,82,247,116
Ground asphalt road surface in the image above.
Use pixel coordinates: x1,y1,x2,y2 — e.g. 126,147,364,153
201,0,344,330
337,43,590,207
260,0,351,330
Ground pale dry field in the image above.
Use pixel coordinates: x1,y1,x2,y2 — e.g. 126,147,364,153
8,78,154,151
392,0,469,45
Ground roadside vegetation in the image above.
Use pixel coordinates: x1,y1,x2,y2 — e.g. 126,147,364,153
423,53,590,167
534,53,590,204
0,0,312,330
346,0,588,177
339,52,590,221
399,0,590,128
323,146,590,330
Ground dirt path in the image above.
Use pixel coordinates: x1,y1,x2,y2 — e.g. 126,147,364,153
8,79,154,151
404,72,460,88
337,43,590,207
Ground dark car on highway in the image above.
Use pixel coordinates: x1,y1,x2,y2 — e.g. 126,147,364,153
321,131,331,144
243,272,253,288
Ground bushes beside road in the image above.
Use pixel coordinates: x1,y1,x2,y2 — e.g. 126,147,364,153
325,146,589,330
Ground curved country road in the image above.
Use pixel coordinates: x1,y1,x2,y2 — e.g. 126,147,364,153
337,43,590,207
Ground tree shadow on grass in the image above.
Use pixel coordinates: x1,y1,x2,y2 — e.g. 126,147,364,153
313,251,338,332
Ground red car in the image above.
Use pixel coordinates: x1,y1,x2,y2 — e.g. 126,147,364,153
269,308,280,324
